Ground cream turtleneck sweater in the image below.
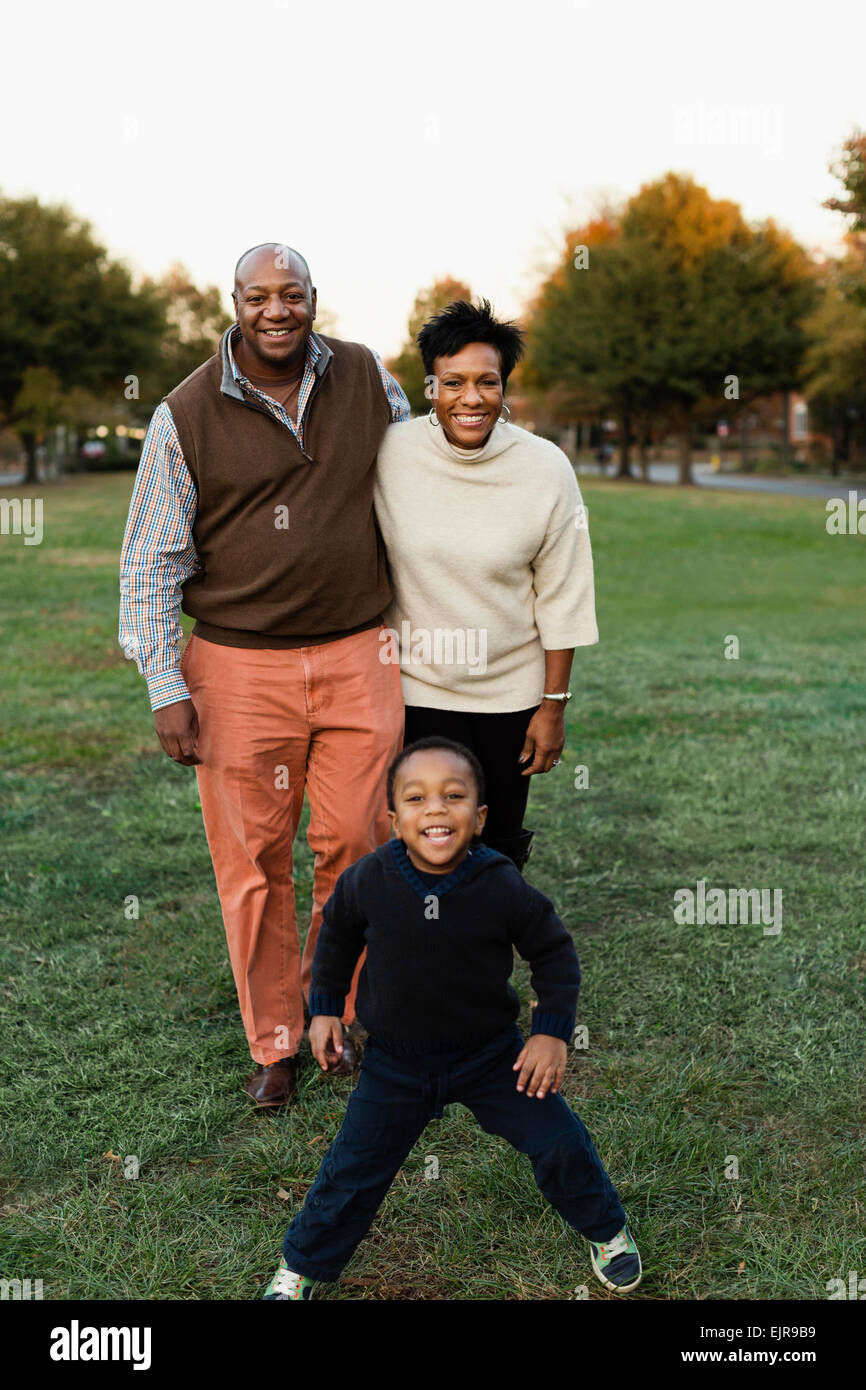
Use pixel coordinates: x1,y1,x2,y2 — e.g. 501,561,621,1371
373,416,598,712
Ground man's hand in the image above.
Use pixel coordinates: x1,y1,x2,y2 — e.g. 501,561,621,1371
519,702,566,776
513,1034,567,1098
154,698,202,766
309,1016,345,1072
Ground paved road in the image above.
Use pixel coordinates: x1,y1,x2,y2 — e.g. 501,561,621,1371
578,459,866,499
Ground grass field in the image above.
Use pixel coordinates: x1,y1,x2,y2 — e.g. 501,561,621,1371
0,471,863,1301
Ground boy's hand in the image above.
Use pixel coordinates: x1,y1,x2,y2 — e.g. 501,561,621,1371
513,1035,567,1098
309,1016,345,1072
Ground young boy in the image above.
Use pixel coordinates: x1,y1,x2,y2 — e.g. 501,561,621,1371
263,738,641,1300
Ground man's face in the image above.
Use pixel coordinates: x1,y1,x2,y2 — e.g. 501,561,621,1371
232,246,317,372
388,749,487,875
432,343,504,449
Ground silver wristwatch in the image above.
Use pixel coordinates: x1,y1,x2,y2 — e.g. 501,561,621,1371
542,692,572,702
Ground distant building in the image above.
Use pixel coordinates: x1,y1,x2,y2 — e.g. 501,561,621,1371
739,390,834,466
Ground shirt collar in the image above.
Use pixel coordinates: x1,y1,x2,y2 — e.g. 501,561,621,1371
218,324,332,399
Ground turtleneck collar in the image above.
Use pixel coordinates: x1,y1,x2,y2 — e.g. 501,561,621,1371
426,415,519,464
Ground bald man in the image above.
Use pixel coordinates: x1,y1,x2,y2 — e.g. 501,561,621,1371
120,244,409,1106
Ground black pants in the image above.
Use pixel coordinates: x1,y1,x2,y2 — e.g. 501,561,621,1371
282,1026,627,1282
403,705,538,859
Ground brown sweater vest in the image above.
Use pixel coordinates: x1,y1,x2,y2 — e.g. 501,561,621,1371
167,336,392,646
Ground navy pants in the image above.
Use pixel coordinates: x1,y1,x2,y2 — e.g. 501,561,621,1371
282,1026,626,1282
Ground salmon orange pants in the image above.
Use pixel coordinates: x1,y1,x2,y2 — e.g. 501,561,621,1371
181,625,404,1066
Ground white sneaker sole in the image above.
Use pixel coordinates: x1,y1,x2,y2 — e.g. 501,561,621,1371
590,1249,643,1293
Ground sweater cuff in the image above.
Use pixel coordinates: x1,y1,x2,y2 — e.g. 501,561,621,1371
531,1010,575,1045
309,991,346,1019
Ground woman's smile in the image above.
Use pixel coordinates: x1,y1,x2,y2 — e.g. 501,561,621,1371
451,412,489,429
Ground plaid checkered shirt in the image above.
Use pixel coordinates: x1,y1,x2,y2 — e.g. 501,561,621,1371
119,327,409,709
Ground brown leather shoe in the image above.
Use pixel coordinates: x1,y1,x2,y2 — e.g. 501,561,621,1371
243,1057,298,1107
326,1025,362,1077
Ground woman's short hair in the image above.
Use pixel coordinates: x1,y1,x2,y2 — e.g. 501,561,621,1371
416,299,525,386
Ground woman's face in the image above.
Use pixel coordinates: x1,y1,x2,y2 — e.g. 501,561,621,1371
432,342,504,449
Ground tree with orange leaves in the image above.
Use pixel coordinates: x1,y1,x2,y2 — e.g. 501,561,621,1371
387,276,472,414
526,174,816,483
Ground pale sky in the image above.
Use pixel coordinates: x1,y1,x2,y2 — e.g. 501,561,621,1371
3,0,864,357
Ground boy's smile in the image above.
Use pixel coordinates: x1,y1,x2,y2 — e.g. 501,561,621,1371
389,749,487,875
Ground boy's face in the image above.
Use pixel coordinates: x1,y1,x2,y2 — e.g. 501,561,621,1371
389,750,487,875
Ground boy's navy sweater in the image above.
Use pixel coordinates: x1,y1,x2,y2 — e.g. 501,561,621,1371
309,839,580,1053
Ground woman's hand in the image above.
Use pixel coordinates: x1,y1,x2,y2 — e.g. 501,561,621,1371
512,1035,567,1097
519,702,566,775
309,1016,345,1072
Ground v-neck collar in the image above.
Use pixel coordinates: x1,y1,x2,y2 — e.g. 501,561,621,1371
388,836,497,901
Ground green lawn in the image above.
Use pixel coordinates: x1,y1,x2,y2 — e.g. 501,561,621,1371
0,471,863,1300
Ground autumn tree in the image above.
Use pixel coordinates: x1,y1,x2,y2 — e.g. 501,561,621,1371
525,214,657,479
141,263,233,402
803,130,866,468
803,273,866,469
388,276,472,413
824,130,866,233
527,175,816,483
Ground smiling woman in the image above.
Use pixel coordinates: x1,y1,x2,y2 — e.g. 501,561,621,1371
374,299,599,872
417,302,521,448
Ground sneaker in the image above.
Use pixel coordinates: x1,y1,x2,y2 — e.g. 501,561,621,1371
588,1225,642,1293
262,1256,315,1301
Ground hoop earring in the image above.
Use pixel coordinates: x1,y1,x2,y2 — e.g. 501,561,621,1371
428,408,440,427
498,403,511,423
